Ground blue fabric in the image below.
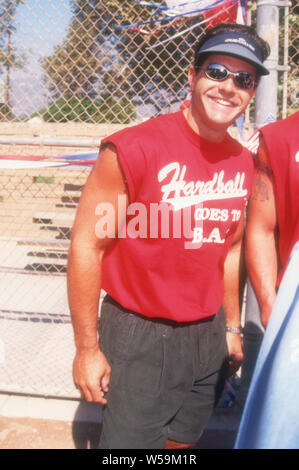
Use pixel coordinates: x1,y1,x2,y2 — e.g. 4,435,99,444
234,242,299,449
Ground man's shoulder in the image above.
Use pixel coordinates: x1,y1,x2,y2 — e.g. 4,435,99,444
261,111,299,136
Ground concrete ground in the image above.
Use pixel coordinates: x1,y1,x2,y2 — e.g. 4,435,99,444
0,393,241,449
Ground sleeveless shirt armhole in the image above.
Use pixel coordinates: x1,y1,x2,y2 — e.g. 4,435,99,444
253,135,273,179
100,139,136,204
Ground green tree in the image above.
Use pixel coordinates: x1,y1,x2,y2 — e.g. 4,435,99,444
40,95,136,123
41,0,202,122
41,0,101,100
0,0,26,119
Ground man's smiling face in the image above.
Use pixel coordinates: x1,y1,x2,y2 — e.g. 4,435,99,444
187,54,257,141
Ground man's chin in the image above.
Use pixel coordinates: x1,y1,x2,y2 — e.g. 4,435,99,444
206,115,237,131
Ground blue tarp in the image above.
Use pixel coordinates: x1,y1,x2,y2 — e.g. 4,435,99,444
235,242,299,449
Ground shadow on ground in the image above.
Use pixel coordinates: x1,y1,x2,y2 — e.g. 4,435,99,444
72,422,237,449
0,416,237,449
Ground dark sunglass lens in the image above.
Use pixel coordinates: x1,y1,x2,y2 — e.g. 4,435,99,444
204,64,254,89
206,65,227,81
235,72,254,89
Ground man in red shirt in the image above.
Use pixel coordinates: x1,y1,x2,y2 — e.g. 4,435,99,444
67,23,270,449
234,112,299,448
246,111,299,328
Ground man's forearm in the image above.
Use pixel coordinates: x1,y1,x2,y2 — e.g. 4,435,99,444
223,241,242,328
67,240,112,404
245,230,277,324
245,139,277,327
67,241,103,351
223,238,244,376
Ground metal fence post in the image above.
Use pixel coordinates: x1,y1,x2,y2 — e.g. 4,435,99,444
255,0,280,127
242,0,280,405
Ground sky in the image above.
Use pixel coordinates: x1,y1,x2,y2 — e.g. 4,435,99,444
14,0,72,58
8,0,72,117
5,0,189,119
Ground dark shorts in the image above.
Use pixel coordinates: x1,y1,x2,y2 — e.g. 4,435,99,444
98,295,228,449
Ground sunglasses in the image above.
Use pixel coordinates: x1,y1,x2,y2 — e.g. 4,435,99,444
196,63,257,90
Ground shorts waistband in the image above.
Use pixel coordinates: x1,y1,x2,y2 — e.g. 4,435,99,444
103,294,216,327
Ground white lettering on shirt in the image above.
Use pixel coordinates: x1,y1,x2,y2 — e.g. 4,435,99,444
158,162,247,211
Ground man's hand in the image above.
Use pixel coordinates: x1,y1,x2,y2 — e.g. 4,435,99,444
73,347,111,404
226,332,244,377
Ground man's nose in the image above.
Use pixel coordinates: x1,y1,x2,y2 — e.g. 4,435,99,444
218,75,236,93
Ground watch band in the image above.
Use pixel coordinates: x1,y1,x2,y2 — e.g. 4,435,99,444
225,325,243,334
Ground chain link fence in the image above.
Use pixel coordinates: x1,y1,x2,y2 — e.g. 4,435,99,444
0,0,297,125
0,163,88,398
0,1,298,399
279,0,298,118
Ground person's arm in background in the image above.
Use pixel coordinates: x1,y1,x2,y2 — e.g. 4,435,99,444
223,213,246,377
67,143,128,403
245,137,277,328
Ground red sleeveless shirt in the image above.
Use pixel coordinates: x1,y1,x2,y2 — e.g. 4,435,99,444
260,111,299,282
100,111,254,322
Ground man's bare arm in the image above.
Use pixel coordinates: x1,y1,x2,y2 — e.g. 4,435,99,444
223,214,245,376
245,139,277,328
67,143,128,403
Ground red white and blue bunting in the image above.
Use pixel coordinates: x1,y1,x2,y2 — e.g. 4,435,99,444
116,0,247,39
0,152,97,169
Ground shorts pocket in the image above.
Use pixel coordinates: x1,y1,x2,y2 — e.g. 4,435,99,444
98,298,138,364
203,307,228,373
99,298,165,397
124,321,165,397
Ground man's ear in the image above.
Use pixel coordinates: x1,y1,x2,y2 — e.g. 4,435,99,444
188,66,196,92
